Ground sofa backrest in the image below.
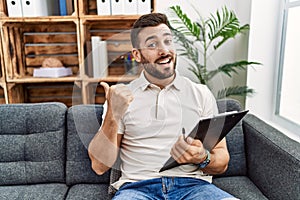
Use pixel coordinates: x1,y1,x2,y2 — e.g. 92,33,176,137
0,103,67,185
215,99,247,177
66,104,110,185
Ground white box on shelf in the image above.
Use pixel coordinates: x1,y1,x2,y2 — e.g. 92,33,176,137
21,0,59,17
137,0,151,14
6,0,23,17
97,0,111,15
111,0,124,15
33,67,73,78
98,41,108,78
91,36,108,78
124,0,137,15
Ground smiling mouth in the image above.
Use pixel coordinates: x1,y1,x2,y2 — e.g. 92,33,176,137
156,57,172,65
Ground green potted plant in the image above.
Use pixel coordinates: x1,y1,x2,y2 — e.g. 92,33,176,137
168,5,260,99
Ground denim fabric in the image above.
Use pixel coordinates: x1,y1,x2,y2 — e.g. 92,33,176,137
112,177,238,200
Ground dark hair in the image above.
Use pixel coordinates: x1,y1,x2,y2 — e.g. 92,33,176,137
130,13,171,48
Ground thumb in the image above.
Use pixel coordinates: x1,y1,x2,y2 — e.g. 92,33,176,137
100,82,110,99
186,137,201,147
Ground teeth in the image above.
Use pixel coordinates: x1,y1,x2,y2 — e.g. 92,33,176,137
159,58,170,64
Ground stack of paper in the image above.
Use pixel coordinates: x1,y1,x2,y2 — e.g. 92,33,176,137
33,67,73,78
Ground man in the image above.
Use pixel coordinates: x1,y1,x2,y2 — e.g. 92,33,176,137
88,13,237,200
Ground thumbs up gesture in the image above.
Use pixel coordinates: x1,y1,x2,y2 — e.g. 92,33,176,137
100,82,134,121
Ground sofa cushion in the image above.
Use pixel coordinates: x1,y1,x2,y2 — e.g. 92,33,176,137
66,184,110,200
213,176,268,200
215,99,247,177
0,183,68,200
0,103,67,185
243,114,300,200
66,105,110,185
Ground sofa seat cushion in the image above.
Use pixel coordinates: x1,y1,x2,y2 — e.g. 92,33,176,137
0,183,68,200
0,103,67,185
66,184,110,200
213,176,268,200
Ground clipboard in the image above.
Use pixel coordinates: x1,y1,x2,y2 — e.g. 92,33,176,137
159,110,249,172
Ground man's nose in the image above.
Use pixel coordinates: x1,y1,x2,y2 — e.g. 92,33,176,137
158,46,171,56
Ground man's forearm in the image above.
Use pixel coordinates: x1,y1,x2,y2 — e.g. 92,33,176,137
201,140,229,175
88,109,120,175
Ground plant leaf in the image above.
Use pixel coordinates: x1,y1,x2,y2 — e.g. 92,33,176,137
170,5,201,40
207,61,261,79
217,86,254,99
206,7,249,49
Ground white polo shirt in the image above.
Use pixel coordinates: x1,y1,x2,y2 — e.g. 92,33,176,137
110,71,218,189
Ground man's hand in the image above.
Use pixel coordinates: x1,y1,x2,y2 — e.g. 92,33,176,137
170,136,207,164
101,82,134,121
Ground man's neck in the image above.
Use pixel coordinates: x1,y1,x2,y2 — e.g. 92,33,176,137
143,71,176,89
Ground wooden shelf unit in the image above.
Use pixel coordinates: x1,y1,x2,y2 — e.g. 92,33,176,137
0,27,7,104
1,20,80,81
0,0,156,105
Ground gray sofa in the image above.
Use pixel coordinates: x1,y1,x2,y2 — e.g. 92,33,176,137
0,100,299,200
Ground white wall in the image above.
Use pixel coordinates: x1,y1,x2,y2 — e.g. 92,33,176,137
156,0,252,106
246,0,284,118
246,0,300,141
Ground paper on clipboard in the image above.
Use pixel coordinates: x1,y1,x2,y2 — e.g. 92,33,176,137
159,110,249,172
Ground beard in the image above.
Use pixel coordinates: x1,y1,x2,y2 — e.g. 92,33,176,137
140,53,177,80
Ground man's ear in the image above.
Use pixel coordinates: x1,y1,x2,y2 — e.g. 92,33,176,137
132,48,141,62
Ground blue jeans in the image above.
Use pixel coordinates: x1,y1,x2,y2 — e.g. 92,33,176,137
112,177,238,200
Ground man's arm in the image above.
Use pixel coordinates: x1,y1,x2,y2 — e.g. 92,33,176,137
171,137,229,175
88,82,133,175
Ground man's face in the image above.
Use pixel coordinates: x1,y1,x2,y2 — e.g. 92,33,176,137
133,24,176,80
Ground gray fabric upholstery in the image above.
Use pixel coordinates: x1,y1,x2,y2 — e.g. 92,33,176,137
215,99,247,177
0,100,298,200
66,184,110,200
66,105,110,185
243,114,300,200
0,103,67,185
213,176,268,200
0,184,68,200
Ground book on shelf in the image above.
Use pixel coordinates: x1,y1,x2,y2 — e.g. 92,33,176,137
97,0,111,15
66,0,73,15
59,0,67,16
6,0,23,17
91,36,108,78
111,0,124,15
21,0,59,17
33,67,73,78
96,0,151,16
137,0,151,14
159,110,249,172
6,0,59,17
124,0,138,15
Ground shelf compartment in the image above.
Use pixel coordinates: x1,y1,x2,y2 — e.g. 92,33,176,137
2,21,80,81
80,18,137,78
7,82,82,107
0,0,78,19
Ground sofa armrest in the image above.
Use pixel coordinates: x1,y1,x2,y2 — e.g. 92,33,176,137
243,114,300,200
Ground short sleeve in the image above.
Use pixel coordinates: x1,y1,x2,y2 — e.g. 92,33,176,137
202,85,219,117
